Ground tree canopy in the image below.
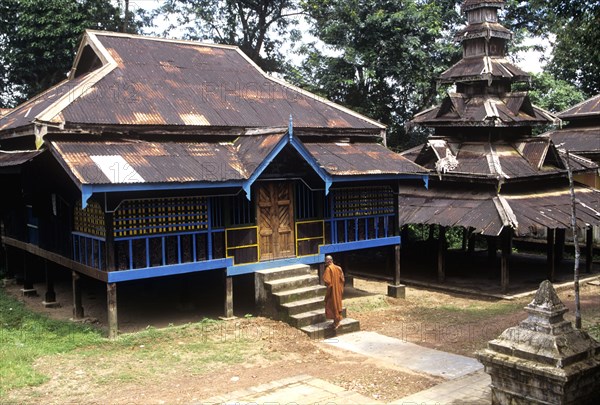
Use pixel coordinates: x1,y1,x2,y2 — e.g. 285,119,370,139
0,0,148,108
293,0,461,149
157,0,302,73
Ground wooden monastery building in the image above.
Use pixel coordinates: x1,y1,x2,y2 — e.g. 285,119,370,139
0,31,427,336
400,0,600,292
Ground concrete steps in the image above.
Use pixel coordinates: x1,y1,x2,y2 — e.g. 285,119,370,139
301,318,361,339
256,264,360,338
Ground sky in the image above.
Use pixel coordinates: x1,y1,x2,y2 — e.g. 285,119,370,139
128,0,548,74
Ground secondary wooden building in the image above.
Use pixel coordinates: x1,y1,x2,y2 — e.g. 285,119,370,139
400,0,600,292
0,31,426,336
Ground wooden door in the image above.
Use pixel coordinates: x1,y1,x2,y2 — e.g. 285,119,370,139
257,182,295,260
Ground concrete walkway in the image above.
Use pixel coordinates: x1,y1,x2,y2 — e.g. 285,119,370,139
325,331,483,379
199,331,491,404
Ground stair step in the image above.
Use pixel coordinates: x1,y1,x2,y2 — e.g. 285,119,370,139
280,297,324,316
289,309,326,328
301,318,361,339
272,285,326,305
266,274,319,293
256,264,312,282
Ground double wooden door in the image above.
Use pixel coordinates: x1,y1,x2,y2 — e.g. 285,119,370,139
257,182,295,260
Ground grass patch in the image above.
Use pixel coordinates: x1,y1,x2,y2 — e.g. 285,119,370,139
0,288,103,395
345,295,390,313
1,289,260,396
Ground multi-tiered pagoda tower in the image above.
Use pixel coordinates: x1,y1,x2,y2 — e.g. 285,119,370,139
400,0,599,292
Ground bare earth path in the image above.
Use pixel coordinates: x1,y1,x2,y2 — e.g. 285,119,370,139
3,277,599,404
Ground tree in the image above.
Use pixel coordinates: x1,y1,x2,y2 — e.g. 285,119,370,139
521,72,585,114
0,0,149,108
158,0,302,73
505,0,600,96
293,0,461,150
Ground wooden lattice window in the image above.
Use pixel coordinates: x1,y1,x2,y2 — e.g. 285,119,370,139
114,197,208,238
332,186,395,218
73,200,106,237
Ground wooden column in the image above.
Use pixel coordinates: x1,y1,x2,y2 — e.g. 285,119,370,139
468,233,475,254
387,244,405,298
487,236,497,262
224,275,233,318
107,283,118,339
501,228,512,293
437,226,446,282
547,228,556,282
394,244,401,285
104,211,116,272
555,228,566,265
462,228,468,252
72,271,84,319
21,253,37,296
585,227,593,274
43,261,58,307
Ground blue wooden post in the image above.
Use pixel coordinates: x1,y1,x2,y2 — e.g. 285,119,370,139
207,198,213,260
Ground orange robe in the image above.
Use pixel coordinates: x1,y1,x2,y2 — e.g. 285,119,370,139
323,263,345,323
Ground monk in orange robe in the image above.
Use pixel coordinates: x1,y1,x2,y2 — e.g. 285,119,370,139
323,255,344,328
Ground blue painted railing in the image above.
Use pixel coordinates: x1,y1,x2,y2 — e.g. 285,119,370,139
72,232,106,270
325,214,394,245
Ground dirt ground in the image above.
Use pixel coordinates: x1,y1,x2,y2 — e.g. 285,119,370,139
3,275,600,404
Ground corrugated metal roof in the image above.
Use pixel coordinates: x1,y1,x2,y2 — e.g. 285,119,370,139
0,31,384,136
439,57,528,84
304,142,427,176
398,183,600,236
558,94,600,120
547,127,600,154
412,93,555,127
0,150,43,167
49,135,425,186
402,138,596,181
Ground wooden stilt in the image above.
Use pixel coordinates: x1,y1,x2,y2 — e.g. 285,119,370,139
43,261,58,307
437,226,446,282
547,228,556,282
468,233,475,254
586,227,593,274
21,253,37,296
394,244,401,286
72,271,84,319
224,276,233,318
107,283,118,339
555,228,566,265
487,236,496,262
462,228,468,251
501,228,512,293
387,244,405,298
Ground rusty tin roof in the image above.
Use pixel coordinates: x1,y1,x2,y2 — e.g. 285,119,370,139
0,31,384,138
0,150,43,167
398,183,600,236
558,94,600,120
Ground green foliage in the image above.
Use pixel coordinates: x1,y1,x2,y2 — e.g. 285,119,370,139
0,0,149,107
505,0,600,96
158,0,301,73
518,72,586,114
0,289,104,395
293,0,462,150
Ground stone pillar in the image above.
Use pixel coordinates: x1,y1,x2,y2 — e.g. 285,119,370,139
546,228,555,282
387,244,405,299
478,280,600,404
107,283,118,339
437,226,446,282
42,261,59,307
72,271,84,319
585,227,593,274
